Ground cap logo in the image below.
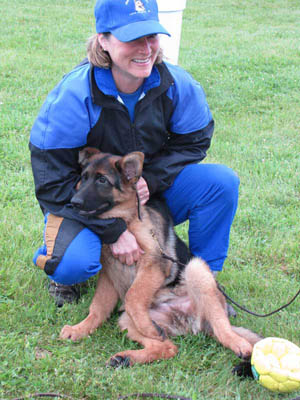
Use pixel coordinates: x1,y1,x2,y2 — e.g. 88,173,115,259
134,0,146,13
95,0,170,40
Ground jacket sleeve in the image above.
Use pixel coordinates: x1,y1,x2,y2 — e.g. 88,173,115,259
29,66,126,244
30,144,126,244
142,119,214,195
143,64,214,195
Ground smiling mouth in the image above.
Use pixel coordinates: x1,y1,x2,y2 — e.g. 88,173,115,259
79,202,111,217
132,57,151,64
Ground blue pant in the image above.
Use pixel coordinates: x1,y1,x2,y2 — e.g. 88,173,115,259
33,163,239,285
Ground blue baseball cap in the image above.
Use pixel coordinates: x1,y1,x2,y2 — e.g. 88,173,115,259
94,0,170,42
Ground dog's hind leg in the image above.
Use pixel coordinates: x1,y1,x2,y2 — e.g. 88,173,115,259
124,258,167,341
185,258,254,359
108,312,178,367
231,326,263,346
60,270,119,341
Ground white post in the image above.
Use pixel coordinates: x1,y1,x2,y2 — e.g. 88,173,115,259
157,0,187,65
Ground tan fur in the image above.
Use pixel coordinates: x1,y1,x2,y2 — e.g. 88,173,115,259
60,149,262,365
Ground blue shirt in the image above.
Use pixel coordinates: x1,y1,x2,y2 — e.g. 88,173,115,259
118,86,143,122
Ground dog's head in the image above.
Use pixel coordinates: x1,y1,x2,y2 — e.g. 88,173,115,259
71,148,144,217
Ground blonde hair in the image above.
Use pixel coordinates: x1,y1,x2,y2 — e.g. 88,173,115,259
86,34,164,68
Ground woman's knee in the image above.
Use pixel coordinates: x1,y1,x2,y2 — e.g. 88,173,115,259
49,228,102,285
163,163,239,224
210,164,240,204
33,216,103,285
174,163,239,203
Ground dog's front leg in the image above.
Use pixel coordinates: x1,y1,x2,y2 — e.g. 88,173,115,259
108,312,178,367
60,269,118,341
125,257,166,341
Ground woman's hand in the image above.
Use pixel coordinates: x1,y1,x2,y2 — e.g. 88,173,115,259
109,229,144,266
136,177,150,205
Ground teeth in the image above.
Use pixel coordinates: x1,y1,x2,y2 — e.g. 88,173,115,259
133,58,150,63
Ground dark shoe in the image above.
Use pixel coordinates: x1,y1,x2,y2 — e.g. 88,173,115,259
48,281,81,307
232,361,253,378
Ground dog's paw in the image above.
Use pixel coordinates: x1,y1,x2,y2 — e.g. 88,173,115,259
232,339,253,360
60,325,86,341
236,347,252,361
108,355,131,368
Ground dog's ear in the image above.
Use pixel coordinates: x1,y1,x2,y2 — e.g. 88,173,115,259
116,152,144,185
78,147,101,168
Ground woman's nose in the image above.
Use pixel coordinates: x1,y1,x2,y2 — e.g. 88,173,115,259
138,37,151,53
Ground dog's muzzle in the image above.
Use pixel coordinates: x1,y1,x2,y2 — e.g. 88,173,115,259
71,196,113,217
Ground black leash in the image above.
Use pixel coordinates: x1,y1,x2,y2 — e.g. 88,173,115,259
160,251,300,318
118,394,191,399
217,283,300,317
11,390,300,400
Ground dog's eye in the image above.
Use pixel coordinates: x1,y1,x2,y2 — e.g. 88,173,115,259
96,175,108,184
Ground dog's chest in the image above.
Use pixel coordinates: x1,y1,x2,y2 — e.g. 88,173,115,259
110,262,137,301
101,246,137,300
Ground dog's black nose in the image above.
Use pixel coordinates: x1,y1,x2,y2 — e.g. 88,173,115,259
71,196,84,209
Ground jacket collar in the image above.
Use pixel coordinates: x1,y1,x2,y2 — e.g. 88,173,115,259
90,62,173,106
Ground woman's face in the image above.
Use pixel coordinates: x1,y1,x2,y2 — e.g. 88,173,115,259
98,33,160,93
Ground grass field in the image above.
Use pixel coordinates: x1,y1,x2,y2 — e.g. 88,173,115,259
0,0,299,399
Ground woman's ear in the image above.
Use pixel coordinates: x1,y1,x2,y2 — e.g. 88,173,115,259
98,33,108,51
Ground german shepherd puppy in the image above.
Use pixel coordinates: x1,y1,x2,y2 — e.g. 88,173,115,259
60,148,261,366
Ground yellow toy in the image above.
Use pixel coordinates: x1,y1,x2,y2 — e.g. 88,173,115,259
251,337,300,393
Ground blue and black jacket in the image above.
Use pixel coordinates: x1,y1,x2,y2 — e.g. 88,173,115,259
29,61,214,243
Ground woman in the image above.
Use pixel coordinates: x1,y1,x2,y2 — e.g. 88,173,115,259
30,0,239,306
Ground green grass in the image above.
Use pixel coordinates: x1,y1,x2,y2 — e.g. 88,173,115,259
1,0,299,399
